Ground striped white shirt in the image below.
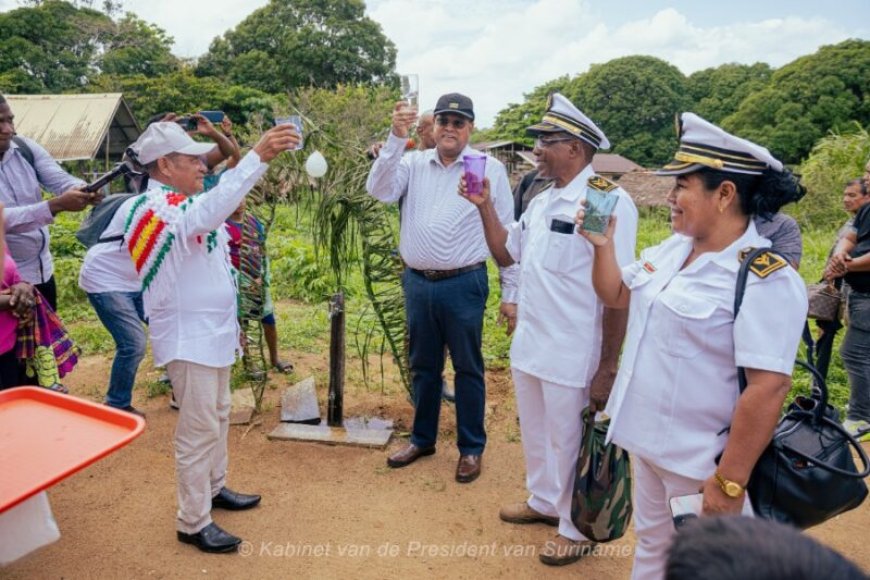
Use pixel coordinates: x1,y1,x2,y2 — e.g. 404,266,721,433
366,132,518,302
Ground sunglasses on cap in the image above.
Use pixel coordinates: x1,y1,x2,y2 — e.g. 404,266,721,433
435,116,469,129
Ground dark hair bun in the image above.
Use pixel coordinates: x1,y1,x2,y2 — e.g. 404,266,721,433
749,168,806,215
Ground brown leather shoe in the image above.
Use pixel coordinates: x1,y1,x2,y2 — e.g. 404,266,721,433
499,502,559,526
455,454,482,483
387,443,435,468
539,535,597,566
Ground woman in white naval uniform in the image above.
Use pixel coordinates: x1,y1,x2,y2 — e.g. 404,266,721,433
576,113,808,580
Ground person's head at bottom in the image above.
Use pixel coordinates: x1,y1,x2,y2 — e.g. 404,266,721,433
665,516,865,580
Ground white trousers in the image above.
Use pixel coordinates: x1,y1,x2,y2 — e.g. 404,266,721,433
167,360,231,534
631,456,753,580
512,368,589,541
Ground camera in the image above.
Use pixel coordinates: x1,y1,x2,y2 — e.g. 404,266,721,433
175,116,197,131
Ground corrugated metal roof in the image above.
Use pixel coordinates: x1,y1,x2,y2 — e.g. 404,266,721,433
6,93,140,162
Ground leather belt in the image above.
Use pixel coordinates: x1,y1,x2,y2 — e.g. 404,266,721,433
409,262,485,281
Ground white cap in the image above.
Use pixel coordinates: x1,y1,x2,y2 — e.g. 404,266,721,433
658,112,783,176
130,122,215,165
526,93,610,150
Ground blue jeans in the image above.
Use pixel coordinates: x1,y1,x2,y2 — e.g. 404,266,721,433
88,291,147,408
403,266,488,455
842,290,870,422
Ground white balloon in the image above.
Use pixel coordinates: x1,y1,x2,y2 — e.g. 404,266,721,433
305,151,328,178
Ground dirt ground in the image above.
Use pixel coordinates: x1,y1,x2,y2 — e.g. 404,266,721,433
4,347,870,579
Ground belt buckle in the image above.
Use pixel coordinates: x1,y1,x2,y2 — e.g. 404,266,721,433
422,269,440,280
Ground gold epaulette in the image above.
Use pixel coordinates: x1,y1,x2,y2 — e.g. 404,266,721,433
587,175,617,192
738,248,788,278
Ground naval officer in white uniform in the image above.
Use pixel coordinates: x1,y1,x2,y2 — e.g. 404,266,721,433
576,113,808,580
459,93,638,566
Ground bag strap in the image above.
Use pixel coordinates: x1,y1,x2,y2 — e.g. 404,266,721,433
12,136,40,181
777,413,870,478
733,247,786,394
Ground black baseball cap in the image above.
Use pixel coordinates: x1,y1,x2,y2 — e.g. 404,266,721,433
433,93,475,121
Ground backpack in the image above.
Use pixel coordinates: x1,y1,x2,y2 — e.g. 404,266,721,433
75,193,138,249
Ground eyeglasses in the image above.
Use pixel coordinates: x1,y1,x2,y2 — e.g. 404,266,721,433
535,137,575,149
435,116,469,129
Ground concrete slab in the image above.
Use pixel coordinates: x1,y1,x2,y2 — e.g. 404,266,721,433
280,377,321,425
267,419,393,449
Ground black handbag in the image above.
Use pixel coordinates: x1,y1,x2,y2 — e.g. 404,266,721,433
732,248,870,529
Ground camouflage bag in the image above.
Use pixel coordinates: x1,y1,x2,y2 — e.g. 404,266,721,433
571,408,632,542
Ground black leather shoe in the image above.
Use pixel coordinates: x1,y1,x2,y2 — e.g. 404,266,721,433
212,487,261,511
387,443,436,468
177,522,241,553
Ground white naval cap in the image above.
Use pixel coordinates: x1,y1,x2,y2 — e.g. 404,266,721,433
658,112,784,176
526,93,610,150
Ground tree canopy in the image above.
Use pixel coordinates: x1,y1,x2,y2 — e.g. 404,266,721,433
196,0,397,93
567,55,691,167
686,63,772,125
723,39,870,164
0,0,178,93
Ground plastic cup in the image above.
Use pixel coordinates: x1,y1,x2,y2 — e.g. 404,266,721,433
274,115,304,150
401,74,419,109
463,155,487,195
582,188,620,234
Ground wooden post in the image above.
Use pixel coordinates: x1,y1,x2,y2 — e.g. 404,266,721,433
327,292,345,427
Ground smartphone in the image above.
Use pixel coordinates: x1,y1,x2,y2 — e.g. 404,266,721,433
669,493,703,529
199,110,225,124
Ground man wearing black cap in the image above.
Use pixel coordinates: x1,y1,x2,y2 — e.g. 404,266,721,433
366,93,518,484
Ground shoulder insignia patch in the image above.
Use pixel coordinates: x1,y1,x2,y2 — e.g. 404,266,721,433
738,248,788,278
587,175,617,192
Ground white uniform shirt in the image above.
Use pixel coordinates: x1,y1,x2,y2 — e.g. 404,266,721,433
605,221,807,480
112,152,268,368
78,212,141,294
505,166,638,387
366,132,518,302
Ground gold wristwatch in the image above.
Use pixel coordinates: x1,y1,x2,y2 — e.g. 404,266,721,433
714,471,745,498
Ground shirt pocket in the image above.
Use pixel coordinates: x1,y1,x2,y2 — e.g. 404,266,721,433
658,292,718,358
542,231,578,275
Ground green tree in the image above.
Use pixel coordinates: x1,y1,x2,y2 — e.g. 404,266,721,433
196,0,397,93
687,63,772,124
0,0,113,92
480,76,573,145
793,124,870,226
724,39,870,164
99,14,179,77
0,1,179,93
90,69,279,124
567,55,691,167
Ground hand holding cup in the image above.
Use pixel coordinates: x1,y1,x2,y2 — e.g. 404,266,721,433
575,201,617,247
253,124,301,163
458,175,491,207
391,101,418,139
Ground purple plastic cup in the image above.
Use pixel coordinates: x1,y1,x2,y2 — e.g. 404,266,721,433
463,155,487,195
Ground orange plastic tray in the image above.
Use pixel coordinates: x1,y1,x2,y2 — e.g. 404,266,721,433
0,387,145,513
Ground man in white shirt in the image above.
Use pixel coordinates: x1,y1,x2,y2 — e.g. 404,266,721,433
366,93,519,484
119,121,298,553
0,93,96,309
459,93,638,565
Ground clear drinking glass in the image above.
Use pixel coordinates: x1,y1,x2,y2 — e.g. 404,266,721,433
400,74,419,109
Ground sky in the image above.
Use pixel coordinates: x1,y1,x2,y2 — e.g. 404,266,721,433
1,0,868,127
